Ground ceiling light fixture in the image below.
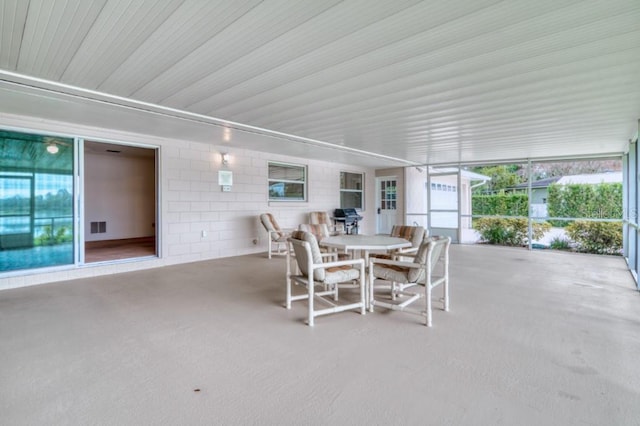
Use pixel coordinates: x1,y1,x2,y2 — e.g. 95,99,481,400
46,143,59,154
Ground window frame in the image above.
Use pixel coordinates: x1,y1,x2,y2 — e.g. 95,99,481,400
340,171,364,210
268,161,307,202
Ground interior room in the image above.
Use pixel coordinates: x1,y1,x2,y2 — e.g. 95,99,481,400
0,1,639,424
83,141,157,263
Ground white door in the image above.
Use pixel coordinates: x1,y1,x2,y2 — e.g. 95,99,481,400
376,177,400,234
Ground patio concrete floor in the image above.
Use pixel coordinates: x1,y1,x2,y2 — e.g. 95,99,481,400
1,244,639,425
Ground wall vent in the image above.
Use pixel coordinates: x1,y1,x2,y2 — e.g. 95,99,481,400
90,221,106,233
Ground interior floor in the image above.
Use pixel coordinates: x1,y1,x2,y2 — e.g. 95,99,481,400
1,245,639,424
84,237,156,263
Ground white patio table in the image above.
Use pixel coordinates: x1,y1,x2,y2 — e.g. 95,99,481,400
319,234,412,260
320,234,412,307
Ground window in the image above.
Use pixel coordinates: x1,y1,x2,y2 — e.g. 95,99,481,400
268,162,306,201
340,172,364,210
0,130,75,272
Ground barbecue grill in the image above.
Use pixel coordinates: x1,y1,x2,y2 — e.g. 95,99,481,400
333,208,363,234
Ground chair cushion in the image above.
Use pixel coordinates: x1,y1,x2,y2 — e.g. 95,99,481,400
369,253,392,260
372,263,410,283
370,226,425,261
299,223,329,241
310,211,329,225
391,225,425,248
426,236,447,267
323,265,361,285
408,239,430,282
261,213,283,240
372,236,449,284
372,238,429,283
290,230,326,281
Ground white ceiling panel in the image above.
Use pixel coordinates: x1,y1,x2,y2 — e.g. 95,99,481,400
175,0,425,111
17,0,107,79
131,0,344,104
97,0,263,96
0,0,29,69
0,0,638,167
61,0,185,88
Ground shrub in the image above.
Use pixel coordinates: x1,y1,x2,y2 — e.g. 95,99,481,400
548,236,571,251
547,183,622,226
34,225,53,246
565,221,622,255
472,193,529,216
474,217,550,246
34,225,72,246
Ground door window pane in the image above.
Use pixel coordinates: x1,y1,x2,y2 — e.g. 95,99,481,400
0,130,74,272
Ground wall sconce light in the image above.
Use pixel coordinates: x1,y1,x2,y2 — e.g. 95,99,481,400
221,153,229,165
46,143,59,154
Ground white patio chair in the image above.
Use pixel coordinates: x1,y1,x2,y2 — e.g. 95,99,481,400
370,225,426,260
368,236,451,327
286,230,365,326
299,223,350,260
309,211,344,236
299,223,331,242
260,213,294,259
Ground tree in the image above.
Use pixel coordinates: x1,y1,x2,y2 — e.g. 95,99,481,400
470,164,525,193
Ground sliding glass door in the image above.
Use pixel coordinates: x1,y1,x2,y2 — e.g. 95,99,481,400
0,130,75,272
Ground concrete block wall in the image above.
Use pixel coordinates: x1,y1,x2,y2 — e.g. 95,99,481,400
0,113,376,290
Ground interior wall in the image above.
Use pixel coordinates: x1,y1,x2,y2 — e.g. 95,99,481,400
84,151,155,242
0,112,376,290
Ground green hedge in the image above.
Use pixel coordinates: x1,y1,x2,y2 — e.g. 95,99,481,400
547,183,622,226
565,221,622,255
34,225,73,246
474,217,550,246
472,193,529,216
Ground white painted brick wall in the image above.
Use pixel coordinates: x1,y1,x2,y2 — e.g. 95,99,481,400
0,113,377,290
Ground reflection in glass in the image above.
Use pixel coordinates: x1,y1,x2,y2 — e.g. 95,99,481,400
268,162,306,201
0,130,74,272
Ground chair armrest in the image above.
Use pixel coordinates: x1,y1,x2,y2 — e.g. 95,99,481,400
368,257,423,269
392,251,418,261
320,252,338,261
268,228,295,236
397,246,419,254
314,257,364,270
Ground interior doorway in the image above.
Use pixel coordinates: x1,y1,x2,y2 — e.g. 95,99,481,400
83,141,157,263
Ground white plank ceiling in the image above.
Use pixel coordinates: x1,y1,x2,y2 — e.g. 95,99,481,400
0,0,639,167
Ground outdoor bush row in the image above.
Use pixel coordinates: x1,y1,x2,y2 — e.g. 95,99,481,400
471,193,529,216
34,225,73,246
547,183,622,226
474,217,550,246
565,221,622,255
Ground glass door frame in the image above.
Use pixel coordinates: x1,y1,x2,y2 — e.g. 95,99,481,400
427,168,461,243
